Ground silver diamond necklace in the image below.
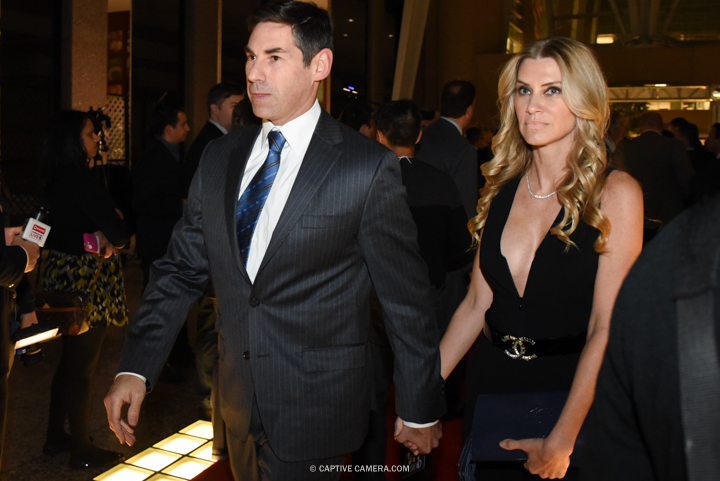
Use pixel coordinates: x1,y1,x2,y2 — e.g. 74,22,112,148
526,172,557,199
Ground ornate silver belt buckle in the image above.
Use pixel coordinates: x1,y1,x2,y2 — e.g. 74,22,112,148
502,335,537,361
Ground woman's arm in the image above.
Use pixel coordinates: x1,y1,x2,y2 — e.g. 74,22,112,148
70,170,130,248
439,243,495,380
502,170,644,478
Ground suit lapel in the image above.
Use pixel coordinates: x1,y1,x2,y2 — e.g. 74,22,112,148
225,124,262,282
256,110,343,277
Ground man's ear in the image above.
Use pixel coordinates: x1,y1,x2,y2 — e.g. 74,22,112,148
311,48,333,82
415,129,423,145
376,130,388,147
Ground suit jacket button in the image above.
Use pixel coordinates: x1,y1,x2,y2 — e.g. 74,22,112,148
250,297,260,307
243,351,250,360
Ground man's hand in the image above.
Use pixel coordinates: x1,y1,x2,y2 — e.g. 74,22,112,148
104,374,147,446
393,417,442,455
8,229,40,272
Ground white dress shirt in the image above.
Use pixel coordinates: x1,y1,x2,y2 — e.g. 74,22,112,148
242,100,321,282
119,99,436,428
208,119,228,135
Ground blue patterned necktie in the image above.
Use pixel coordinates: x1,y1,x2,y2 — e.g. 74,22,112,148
236,130,285,266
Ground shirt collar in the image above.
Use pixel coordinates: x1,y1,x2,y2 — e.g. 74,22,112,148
156,135,180,161
440,117,463,135
208,119,228,135
261,100,322,157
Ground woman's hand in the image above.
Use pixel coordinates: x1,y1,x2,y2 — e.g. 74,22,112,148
94,231,117,258
500,436,572,479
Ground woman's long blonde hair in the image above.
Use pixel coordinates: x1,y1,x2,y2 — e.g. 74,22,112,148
470,37,611,253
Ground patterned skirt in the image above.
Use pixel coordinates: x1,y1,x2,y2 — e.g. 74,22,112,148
41,250,128,328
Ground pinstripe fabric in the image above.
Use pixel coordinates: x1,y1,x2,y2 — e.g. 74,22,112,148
117,110,446,463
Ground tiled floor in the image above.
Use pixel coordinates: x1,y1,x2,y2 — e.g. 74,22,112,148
3,255,202,481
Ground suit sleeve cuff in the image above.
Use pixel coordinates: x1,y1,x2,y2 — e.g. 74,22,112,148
403,420,439,428
116,372,147,384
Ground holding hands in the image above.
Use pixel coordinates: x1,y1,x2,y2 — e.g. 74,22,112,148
393,417,442,455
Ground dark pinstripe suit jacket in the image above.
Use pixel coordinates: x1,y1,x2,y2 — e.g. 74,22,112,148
118,110,446,461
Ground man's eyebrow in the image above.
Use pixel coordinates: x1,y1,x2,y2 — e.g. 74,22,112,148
516,80,562,86
265,47,286,55
244,46,254,54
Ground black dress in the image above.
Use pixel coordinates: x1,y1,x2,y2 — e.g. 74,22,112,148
465,177,600,480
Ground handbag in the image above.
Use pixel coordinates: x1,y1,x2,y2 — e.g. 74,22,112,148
459,391,587,479
35,257,104,336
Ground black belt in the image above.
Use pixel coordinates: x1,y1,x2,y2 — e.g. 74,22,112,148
484,323,586,361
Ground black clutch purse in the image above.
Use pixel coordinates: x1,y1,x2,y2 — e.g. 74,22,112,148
470,391,587,465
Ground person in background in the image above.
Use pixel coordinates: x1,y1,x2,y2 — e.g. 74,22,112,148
0,198,40,477
614,112,693,244
416,79,479,419
354,99,471,478
231,96,262,131
690,122,720,202
133,102,190,288
420,110,435,130
338,102,376,139
185,82,245,195
40,110,130,469
604,111,627,169
433,37,643,480
674,120,714,173
185,82,245,421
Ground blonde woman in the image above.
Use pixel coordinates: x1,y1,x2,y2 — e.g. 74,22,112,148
439,37,641,480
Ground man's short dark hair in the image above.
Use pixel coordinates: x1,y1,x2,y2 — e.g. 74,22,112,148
676,121,700,144
440,80,476,118
206,82,245,114
374,100,421,148
150,101,182,137
339,104,373,132
669,117,688,130
248,1,333,68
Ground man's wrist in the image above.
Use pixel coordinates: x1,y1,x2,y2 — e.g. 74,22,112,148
116,372,147,383
403,420,439,429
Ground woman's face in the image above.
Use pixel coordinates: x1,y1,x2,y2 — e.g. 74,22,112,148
81,119,100,160
514,57,576,149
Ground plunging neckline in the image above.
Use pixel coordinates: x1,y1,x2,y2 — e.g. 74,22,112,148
499,179,563,299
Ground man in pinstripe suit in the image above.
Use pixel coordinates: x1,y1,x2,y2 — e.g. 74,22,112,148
104,2,444,479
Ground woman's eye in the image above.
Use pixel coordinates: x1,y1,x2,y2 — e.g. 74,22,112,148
517,86,530,95
546,86,562,95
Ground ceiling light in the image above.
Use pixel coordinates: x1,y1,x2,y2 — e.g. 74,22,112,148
596,34,615,44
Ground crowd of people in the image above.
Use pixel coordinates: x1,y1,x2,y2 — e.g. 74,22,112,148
0,1,719,480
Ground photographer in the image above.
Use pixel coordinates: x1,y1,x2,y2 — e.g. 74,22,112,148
0,203,40,475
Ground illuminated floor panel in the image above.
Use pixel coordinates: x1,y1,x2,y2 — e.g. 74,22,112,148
179,420,213,440
189,442,214,462
161,457,214,480
96,421,216,480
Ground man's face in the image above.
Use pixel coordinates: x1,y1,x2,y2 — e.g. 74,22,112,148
166,111,190,144
212,94,244,131
245,22,320,126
